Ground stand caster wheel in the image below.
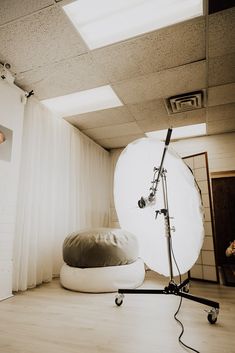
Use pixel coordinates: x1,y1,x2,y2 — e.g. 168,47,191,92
206,308,219,324
182,283,190,293
115,294,124,306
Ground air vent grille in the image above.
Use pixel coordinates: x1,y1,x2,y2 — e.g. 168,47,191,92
165,91,204,115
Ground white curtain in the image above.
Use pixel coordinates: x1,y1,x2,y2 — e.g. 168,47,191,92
13,98,110,291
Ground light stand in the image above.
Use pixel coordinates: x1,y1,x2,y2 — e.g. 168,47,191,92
115,128,219,324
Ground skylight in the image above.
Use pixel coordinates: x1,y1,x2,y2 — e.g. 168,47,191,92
63,0,203,49
41,85,123,117
146,123,207,140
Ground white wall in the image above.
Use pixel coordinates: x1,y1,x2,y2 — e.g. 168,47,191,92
171,132,235,173
0,79,24,300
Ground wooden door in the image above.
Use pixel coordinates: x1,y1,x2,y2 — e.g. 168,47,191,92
212,177,235,266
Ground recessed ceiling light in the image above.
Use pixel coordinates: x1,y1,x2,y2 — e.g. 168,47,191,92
41,85,123,117
63,0,203,49
146,123,206,140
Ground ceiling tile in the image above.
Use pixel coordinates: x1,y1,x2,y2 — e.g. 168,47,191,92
208,83,235,106
0,6,88,73
136,117,169,133
127,98,167,121
0,0,54,25
92,17,205,82
96,134,145,149
113,61,206,104
82,122,142,140
65,106,134,130
208,7,235,58
207,118,235,135
169,108,206,128
209,53,235,87
207,103,235,136
0,2,234,145
135,107,206,133
207,103,235,122
16,53,108,100
112,73,163,104
160,60,207,97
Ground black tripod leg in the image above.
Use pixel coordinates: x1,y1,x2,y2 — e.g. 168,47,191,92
178,291,220,309
115,288,166,306
116,287,219,309
177,278,190,291
118,288,166,294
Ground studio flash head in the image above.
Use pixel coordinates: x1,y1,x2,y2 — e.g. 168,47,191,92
138,193,155,209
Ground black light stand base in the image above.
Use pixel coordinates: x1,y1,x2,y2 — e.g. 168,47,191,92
115,278,220,324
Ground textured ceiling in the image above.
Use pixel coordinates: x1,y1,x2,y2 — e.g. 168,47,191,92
0,0,234,149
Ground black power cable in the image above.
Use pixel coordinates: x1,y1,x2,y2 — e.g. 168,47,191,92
170,237,200,353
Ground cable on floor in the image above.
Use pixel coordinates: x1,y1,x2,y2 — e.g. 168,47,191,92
170,237,200,353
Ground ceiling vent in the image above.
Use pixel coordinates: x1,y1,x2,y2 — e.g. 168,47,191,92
165,90,205,115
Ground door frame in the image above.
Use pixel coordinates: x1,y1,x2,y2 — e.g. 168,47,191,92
183,152,220,283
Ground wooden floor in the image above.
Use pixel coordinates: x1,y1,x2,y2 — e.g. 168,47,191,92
0,271,234,353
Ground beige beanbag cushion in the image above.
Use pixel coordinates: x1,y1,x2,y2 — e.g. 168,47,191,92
60,258,145,293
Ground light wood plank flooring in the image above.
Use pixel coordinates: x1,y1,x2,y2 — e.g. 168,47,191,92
0,271,234,353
